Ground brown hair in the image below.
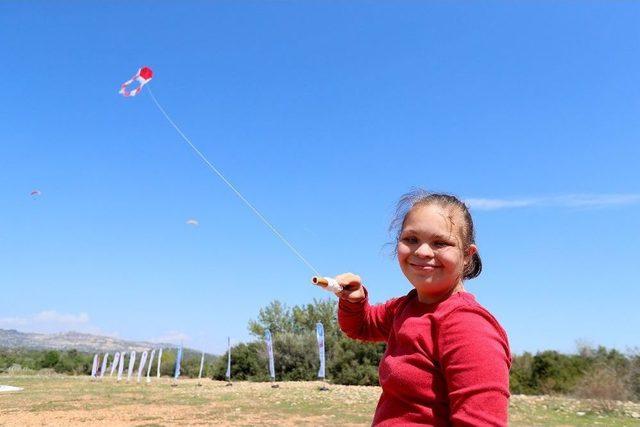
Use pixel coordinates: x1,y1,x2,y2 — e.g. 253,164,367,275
389,189,482,280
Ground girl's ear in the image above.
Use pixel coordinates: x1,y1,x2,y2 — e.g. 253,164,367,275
465,244,478,264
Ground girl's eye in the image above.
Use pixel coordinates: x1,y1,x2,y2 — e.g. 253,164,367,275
434,241,451,248
401,236,418,244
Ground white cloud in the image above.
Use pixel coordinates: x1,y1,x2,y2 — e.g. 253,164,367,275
32,310,90,324
465,198,538,210
149,330,190,344
465,194,640,211
0,310,100,335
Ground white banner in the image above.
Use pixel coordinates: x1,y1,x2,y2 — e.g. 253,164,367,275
137,351,148,383
146,349,156,383
157,349,163,378
117,351,126,382
110,352,120,377
127,350,136,382
90,354,99,378
100,353,109,379
265,330,275,381
198,351,205,380
174,345,183,380
225,337,231,381
316,323,326,379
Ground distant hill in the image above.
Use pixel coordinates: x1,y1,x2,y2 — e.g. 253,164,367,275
0,329,174,353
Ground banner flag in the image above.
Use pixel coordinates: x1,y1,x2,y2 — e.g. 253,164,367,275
100,353,109,379
137,351,148,383
316,323,326,379
117,351,126,382
174,344,183,380
157,349,163,378
110,352,120,377
225,337,231,381
127,350,137,382
91,354,99,378
265,330,275,381
198,351,205,380
146,349,156,383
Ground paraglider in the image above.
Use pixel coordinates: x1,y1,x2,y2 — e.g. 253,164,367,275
186,219,199,227
119,66,153,97
30,189,42,198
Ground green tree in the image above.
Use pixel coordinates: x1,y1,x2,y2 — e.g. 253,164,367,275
211,342,267,381
248,300,295,337
40,350,60,369
328,335,385,386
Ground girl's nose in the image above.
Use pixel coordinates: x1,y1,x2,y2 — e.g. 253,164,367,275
415,243,434,258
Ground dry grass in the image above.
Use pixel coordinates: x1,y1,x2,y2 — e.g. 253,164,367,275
1,375,639,426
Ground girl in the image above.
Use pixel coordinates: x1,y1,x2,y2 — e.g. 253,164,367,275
334,190,510,426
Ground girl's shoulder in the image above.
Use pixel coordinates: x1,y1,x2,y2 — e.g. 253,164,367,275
436,291,489,317
436,292,510,346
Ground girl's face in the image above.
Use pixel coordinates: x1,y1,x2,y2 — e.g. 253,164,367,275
397,204,476,304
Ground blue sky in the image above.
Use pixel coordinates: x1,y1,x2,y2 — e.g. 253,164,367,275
1,1,639,355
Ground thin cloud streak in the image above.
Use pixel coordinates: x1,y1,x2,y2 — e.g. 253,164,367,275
149,331,190,344
466,194,640,211
0,310,90,328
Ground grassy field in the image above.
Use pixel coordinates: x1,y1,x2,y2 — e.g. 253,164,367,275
1,375,639,426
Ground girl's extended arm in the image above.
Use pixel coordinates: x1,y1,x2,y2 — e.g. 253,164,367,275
334,273,399,343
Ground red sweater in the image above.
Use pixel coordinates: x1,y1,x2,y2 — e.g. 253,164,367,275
338,288,511,426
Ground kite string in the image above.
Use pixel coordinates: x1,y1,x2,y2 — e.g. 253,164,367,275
146,86,321,276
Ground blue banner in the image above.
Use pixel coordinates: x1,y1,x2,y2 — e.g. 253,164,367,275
226,336,231,380
265,330,275,381
316,323,326,379
174,344,183,380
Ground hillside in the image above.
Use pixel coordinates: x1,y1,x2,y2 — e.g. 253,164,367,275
0,329,173,353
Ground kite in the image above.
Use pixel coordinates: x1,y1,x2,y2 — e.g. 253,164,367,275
119,66,153,97
30,189,42,197
186,219,199,227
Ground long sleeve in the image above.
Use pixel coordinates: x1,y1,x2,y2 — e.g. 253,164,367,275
338,287,403,343
437,306,511,427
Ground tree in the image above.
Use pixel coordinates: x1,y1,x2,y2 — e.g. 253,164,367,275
248,300,295,337
40,350,60,369
328,335,385,386
211,342,267,381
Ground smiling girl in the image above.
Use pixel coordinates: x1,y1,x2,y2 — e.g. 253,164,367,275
334,190,510,426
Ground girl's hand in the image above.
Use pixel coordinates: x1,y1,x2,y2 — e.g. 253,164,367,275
335,272,366,303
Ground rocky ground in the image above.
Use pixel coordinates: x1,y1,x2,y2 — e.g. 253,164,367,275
1,375,639,426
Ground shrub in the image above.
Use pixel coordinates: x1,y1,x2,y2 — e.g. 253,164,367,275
574,365,632,411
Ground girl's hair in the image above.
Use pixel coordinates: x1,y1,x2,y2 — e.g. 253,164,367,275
389,189,482,280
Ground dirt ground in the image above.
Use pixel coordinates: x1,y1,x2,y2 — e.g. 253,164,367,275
1,375,639,426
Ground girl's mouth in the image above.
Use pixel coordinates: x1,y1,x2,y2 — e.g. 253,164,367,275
410,263,439,270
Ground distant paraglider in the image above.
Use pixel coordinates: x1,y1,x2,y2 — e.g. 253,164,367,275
186,219,199,227
119,67,153,97
30,189,42,198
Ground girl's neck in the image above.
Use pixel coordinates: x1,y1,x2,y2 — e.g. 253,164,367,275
416,281,465,304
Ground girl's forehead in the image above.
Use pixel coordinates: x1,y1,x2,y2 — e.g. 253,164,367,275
406,205,448,226
404,204,463,234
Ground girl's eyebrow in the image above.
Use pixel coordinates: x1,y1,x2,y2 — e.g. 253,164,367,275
402,228,453,241
432,233,454,241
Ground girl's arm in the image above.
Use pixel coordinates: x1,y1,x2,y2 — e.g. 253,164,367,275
438,307,511,427
334,273,398,343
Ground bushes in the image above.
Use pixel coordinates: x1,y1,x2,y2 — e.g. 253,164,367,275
574,365,631,410
510,346,639,401
328,335,385,386
213,298,386,385
211,342,267,381
0,349,93,375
